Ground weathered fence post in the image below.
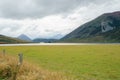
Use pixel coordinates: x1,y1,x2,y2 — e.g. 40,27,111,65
3,49,5,56
13,53,23,80
18,53,23,65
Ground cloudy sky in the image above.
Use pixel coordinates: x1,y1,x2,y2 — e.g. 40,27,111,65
0,0,120,39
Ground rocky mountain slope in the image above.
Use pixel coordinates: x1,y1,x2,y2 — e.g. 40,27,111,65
61,11,120,43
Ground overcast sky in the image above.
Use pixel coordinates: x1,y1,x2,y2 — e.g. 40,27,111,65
0,0,120,39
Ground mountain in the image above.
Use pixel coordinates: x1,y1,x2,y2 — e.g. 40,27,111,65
0,34,29,44
33,38,58,43
61,11,120,43
18,34,31,41
51,34,64,39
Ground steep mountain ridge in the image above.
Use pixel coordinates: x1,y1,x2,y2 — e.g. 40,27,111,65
61,11,120,43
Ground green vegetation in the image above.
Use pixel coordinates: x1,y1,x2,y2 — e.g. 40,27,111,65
59,32,120,43
0,45,120,80
0,35,29,44
0,54,68,80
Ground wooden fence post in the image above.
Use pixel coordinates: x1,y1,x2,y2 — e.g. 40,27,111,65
18,53,23,65
3,49,5,56
13,53,23,80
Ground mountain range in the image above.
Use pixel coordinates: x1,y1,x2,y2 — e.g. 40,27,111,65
60,11,120,43
0,11,120,43
33,38,58,43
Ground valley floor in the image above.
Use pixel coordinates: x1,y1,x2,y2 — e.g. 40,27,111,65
0,44,120,80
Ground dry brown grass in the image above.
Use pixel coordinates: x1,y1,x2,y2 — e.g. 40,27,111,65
0,53,73,80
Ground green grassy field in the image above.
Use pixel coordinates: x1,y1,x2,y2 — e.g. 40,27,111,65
0,45,120,80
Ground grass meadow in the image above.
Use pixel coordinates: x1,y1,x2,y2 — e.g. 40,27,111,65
0,45,120,80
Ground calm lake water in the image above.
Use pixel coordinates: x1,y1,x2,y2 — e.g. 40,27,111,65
0,43,120,46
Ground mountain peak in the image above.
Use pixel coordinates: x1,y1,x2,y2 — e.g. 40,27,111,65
19,34,26,37
18,34,31,41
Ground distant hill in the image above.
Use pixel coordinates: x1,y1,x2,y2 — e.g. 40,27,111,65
0,34,29,44
60,11,120,43
33,38,58,43
51,34,64,39
18,34,31,41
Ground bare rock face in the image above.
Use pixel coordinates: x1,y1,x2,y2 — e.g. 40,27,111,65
101,20,114,32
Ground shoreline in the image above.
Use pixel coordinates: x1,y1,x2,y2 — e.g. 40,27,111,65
0,43,120,46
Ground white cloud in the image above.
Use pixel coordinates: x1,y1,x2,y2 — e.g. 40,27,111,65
0,0,120,39
0,15,78,39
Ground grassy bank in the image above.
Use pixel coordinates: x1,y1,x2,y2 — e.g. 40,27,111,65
0,53,71,80
0,45,120,80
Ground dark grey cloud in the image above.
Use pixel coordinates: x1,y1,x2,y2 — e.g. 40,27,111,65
0,0,108,19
